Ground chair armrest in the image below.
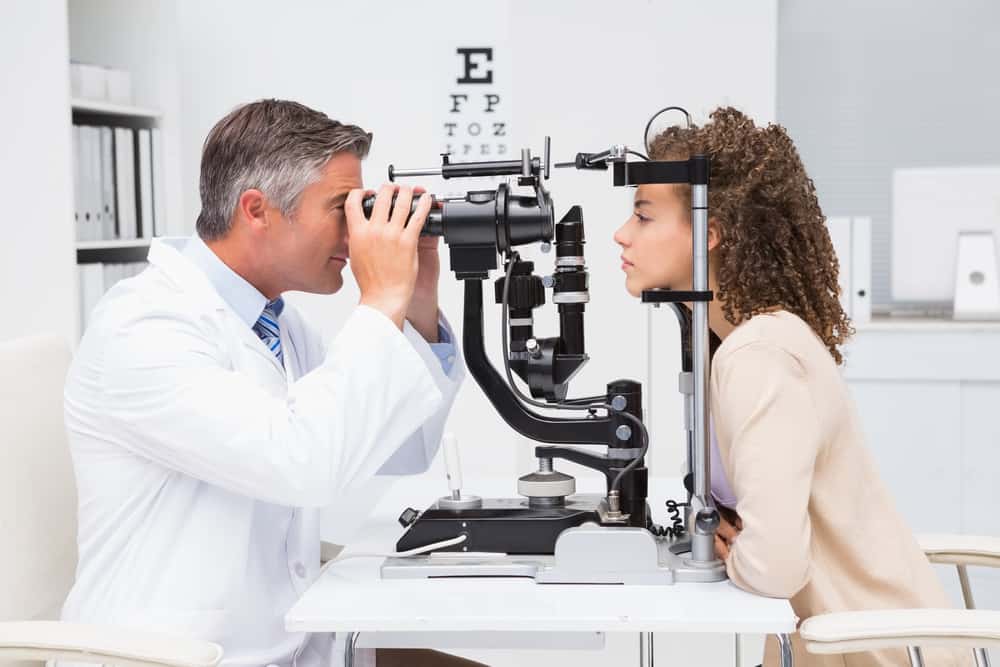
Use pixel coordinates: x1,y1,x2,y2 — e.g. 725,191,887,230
918,534,1000,568
0,621,223,667
800,609,1000,654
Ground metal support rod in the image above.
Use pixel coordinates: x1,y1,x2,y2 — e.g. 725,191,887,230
958,564,977,609
639,632,655,667
689,180,715,563
907,646,925,667
974,648,991,667
344,632,359,667
777,633,793,667
391,167,442,178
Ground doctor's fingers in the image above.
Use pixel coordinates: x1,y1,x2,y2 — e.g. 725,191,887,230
368,183,399,226
401,192,431,243
388,186,415,230
345,188,377,234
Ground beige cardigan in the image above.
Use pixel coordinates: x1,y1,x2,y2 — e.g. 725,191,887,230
709,311,967,667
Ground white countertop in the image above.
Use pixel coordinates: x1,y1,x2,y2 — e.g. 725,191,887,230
286,474,796,637
856,315,1000,332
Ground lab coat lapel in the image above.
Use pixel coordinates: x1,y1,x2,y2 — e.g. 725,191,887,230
147,238,286,381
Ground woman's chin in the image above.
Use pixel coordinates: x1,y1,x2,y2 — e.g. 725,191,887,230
624,277,642,298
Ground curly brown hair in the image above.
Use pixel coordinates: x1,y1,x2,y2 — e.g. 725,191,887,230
648,106,854,364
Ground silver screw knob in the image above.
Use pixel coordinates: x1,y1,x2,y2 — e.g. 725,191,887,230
615,425,632,441
525,338,542,358
611,395,627,411
540,242,552,254
542,275,555,288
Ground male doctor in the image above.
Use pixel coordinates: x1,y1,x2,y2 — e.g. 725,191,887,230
62,100,478,667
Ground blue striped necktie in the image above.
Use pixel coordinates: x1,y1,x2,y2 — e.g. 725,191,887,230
253,297,284,365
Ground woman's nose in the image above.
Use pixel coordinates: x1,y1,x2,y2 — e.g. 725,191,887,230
613,223,629,247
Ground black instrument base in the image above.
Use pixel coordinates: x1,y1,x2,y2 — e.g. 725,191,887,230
396,494,604,555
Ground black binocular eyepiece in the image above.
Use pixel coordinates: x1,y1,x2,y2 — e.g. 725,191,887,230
360,193,444,236
360,187,554,252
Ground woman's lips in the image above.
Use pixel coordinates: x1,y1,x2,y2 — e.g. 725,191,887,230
621,255,633,270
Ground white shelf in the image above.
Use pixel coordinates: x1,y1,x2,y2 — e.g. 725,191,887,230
76,239,151,250
71,98,161,119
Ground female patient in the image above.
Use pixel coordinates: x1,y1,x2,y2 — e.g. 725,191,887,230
614,107,965,667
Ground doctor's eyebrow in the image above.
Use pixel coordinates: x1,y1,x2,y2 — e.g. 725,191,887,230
634,199,653,208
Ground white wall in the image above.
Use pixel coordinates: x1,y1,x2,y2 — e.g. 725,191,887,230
170,0,777,485
0,1,77,344
777,0,1000,309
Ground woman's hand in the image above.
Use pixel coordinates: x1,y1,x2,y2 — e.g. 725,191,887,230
714,508,743,561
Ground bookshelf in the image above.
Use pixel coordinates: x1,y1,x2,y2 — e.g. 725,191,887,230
70,102,158,264
71,98,162,120
67,0,185,335
76,240,151,264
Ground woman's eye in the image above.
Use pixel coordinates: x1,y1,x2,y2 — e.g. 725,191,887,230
635,212,650,223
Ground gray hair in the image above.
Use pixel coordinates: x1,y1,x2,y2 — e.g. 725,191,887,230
196,99,372,240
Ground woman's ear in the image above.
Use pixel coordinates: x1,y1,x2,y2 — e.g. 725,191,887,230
707,217,723,252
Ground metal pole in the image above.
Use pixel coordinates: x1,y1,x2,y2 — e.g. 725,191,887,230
777,633,793,667
639,632,655,667
907,646,925,667
646,307,655,471
973,648,991,667
344,632,359,667
689,178,714,563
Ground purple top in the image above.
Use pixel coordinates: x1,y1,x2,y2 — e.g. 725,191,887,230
710,416,738,509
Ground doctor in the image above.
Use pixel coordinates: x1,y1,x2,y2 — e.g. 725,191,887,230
62,100,479,667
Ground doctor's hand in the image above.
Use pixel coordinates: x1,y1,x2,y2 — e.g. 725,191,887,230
346,184,431,330
714,510,743,561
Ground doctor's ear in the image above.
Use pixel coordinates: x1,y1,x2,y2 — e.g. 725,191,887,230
707,217,723,252
237,189,270,230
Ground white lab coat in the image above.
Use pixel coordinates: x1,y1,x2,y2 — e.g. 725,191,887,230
61,238,464,667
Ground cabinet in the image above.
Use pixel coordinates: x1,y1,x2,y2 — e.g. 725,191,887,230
844,318,1000,609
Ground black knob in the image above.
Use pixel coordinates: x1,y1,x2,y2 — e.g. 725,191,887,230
495,271,546,309
398,507,420,528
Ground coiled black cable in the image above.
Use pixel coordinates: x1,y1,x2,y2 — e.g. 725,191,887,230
648,499,689,539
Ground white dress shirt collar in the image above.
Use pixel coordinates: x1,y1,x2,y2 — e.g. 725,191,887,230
182,234,269,328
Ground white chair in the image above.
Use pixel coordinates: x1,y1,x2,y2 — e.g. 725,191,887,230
0,334,223,667
800,534,1000,667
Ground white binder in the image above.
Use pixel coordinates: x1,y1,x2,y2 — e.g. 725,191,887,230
151,128,167,237
826,217,853,318
850,217,872,325
114,128,137,240
99,127,116,240
78,263,105,332
73,125,83,240
82,126,103,242
138,129,154,239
